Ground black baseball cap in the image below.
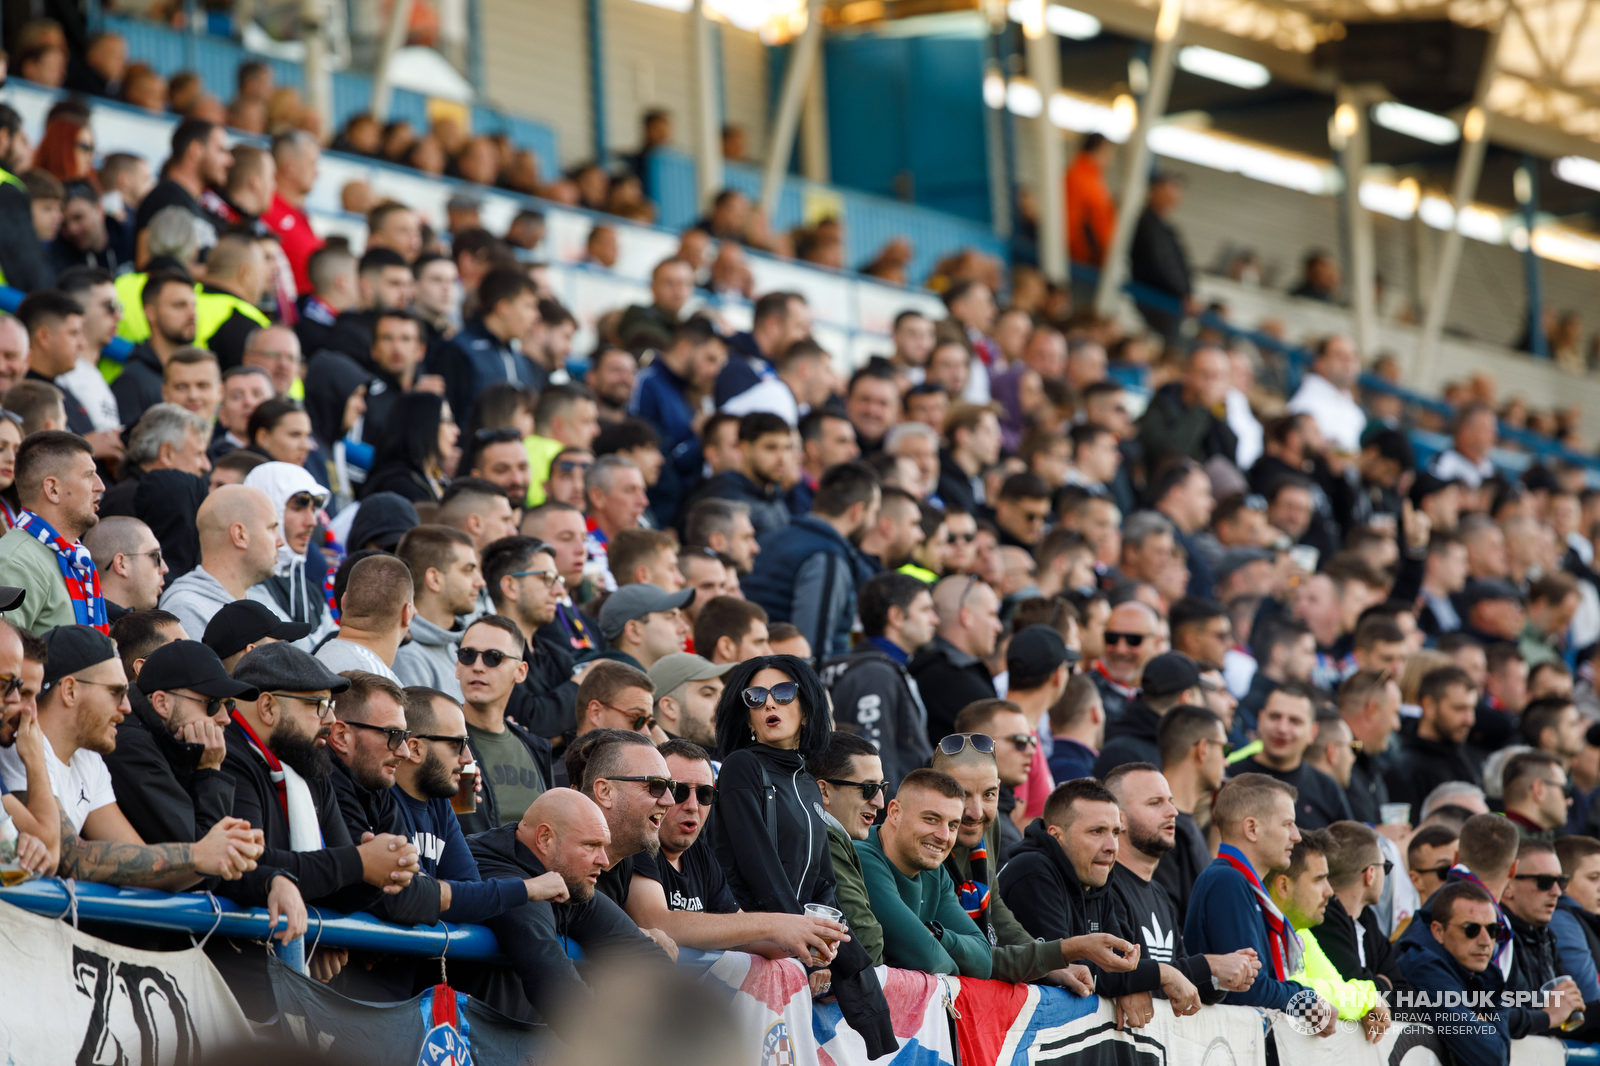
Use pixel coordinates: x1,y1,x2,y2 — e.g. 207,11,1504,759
1460,579,1524,609
0,586,23,612
40,625,117,690
1006,625,1080,678
1409,470,1459,506
1140,652,1201,699
137,640,260,701
203,601,313,661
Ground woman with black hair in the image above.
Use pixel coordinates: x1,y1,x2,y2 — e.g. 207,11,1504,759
247,397,330,490
712,654,895,1058
359,392,460,503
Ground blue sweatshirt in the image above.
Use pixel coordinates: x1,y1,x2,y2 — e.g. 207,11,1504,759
1395,924,1517,1066
1550,896,1600,1003
393,787,528,925
1182,854,1310,1010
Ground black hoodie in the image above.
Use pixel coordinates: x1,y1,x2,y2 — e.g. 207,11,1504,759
1092,698,1162,778
466,822,668,1032
997,819,1162,998
110,343,165,426
102,687,234,846
303,342,400,452
1383,731,1483,809
712,743,896,1058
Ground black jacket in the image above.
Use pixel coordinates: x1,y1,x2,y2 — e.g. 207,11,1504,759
326,756,443,927
110,343,165,427
0,179,47,293
935,449,980,518
998,819,1161,998
1128,208,1191,300
1228,756,1352,830
98,472,144,519
1345,748,1392,825
1316,894,1405,992
1088,666,1139,725
360,461,440,504
103,688,234,846
1506,909,1560,996
1137,382,1238,475
712,743,895,1057
1152,810,1209,925
1383,732,1483,810
462,716,554,829
908,635,996,745
822,645,932,795
303,345,396,452
467,822,668,1031
504,633,581,740
1106,862,1219,1002
683,470,790,539
1092,698,1162,778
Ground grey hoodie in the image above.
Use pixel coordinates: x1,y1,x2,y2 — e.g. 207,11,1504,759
159,566,293,643
393,612,464,701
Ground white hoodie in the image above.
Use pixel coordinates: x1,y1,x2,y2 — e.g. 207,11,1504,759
243,462,337,648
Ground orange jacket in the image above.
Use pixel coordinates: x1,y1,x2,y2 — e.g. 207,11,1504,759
1066,151,1116,266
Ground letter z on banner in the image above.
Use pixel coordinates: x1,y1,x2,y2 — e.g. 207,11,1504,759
0,899,253,1065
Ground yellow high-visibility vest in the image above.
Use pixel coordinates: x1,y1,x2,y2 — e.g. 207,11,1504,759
195,289,270,350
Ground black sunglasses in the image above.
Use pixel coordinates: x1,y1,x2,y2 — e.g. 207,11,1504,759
1413,864,1453,880
1452,921,1507,941
416,733,470,756
1368,859,1395,877
606,775,674,799
169,691,236,717
458,647,522,668
938,733,996,756
0,673,23,699
286,491,320,510
742,682,799,708
1514,872,1571,892
668,781,717,805
344,719,413,751
554,459,592,474
825,779,890,801
1104,631,1146,647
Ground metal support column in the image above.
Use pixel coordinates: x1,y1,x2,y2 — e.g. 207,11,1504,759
588,0,608,163
800,43,830,183
301,0,334,139
759,0,824,219
1517,153,1548,358
689,0,725,207
1024,0,1065,282
1336,88,1377,357
1414,24,1500,384
1093,0,1182,317
369,0,415,122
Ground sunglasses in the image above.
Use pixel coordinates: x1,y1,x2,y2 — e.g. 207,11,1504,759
509,569,563,588
938,733,997,756
286,491,322,511
1414,864,1453,880
600,702,655,732
1451,921,1507,941
605,775,675,799
1203,737,1235,756
742,682,799,708
946,531,977,543
1514,872,1571,892
458,647,523,668
825,778,890,801
0,673,22,699
668,781,717,805
345,720,413,751
1367,859,1395,877
272,692,335,717
554,459,592,474
416,733,470,756
169,691,236,717
1000,732,1038,752
1104,631,1146,648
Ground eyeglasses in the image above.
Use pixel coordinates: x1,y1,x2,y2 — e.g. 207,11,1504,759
1514,872,1571,892
416,733,470,756
271,692,335,718
122,548,163,568
1450,921,1507,941
0,673,22,699
75,679,129,704
668,780,717,805
169,691,236,717
825,779,890,801
344,720,413,751
742,682,799,708
474,427,523,444
1202,737,1235,756
946,531,977,544
554,459,592,475
1366,859,1395,877
1104,631,1147,648
457,647,523,668
286,491,321,511
938,733,997,756
509,569,563,588
1000,733,1038,752
1413,864,1453,880
604,775,674,799
601,703,655,732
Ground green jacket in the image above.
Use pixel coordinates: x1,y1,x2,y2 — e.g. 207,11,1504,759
856,825,992,978
0,527,80,634
947,816,1063,983
1518,624,1560,670
826,817,886,966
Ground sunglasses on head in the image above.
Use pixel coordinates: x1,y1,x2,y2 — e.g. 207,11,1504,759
457,647,522,668
605,775,675,799
826,779,890,801
742,682,799,708
668,781,717,805
1452,921,1507,941
475,427,523,444
1514,872,1571,892
938,733,997,756
1104,631,1146,648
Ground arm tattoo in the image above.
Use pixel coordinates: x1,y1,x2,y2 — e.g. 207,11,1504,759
55,808,198,887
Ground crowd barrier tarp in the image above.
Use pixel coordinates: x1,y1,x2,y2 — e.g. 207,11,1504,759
268,954,549,1064
0,898,253,1066
1270,1008,1570,1066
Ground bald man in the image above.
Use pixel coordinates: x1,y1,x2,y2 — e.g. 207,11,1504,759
1092,600,1161,720
83,516,169,618
912,575,1003,742
468,787,670,1027
159,485,284,640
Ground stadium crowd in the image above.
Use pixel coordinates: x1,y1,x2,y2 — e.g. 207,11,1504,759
0,84,1599,1066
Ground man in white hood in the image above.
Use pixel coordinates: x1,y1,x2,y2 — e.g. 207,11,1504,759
160,486,286,640
242,462,334,647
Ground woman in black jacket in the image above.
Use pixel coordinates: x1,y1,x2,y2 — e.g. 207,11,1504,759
359,392,459,503
711,655,896,1058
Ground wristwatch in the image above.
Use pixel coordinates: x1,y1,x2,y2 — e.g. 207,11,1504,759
925,920,945,942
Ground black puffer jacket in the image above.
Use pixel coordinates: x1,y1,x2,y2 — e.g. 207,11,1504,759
713,743,895,1058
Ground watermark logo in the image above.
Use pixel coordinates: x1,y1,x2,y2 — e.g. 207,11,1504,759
1283,989,1334,1035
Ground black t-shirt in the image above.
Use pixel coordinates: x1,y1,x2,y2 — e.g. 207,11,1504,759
633,838,739,914
1229,756,1353,829
595,854,636,909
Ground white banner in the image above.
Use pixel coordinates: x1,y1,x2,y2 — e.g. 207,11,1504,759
1272,1010,1567,1066
0,899,253,1065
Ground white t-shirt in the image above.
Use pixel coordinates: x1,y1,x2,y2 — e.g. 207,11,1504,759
0,735,117,832
315,639,402,684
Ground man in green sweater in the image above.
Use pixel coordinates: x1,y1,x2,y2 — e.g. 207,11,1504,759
936,738,1138,989
815,732,888,964
856,768,992,977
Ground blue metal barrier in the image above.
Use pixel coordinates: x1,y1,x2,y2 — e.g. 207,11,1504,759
0,878,507,962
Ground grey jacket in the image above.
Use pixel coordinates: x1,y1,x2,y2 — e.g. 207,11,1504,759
393,612,464,700
160,566,291,643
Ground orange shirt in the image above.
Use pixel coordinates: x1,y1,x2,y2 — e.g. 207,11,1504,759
1065,151,1116,266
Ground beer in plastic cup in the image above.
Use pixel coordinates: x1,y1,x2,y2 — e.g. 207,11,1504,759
452,762,480,815
805,903,845,966
1380,803,1411,826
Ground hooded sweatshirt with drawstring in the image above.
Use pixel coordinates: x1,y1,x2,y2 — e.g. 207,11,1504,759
243,462,334,649
393,611,465,700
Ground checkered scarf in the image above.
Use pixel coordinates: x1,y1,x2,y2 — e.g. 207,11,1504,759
14,510,106,632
